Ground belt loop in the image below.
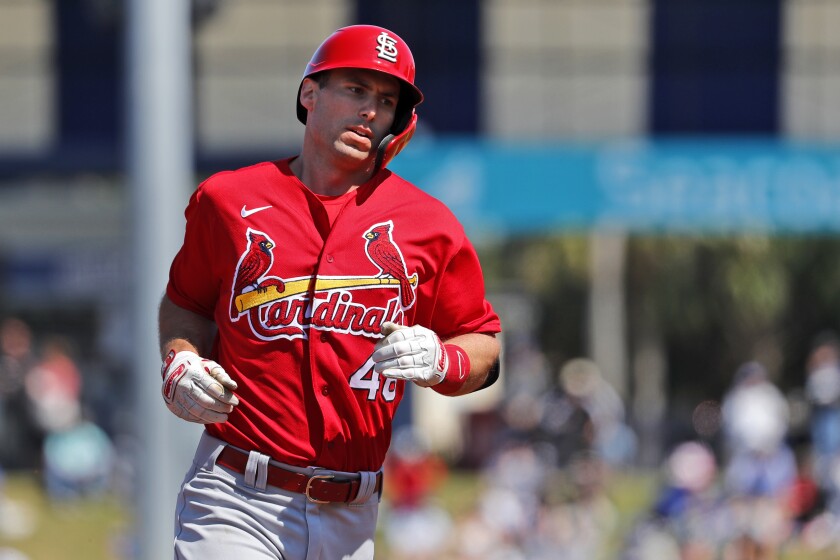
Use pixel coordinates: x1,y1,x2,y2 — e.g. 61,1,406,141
350,471,377,504
244,451,260,488
244,451,271,491
255,454,270,491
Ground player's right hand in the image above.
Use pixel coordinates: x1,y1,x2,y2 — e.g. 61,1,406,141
372,322,448,387
160,350,239,424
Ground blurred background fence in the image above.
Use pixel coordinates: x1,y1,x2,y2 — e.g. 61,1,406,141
2,0,840,558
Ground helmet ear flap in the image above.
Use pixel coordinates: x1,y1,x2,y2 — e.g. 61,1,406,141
375,113,417,170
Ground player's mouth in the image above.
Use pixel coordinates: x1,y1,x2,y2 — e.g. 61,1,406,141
348,125,373,140
343,126,374,151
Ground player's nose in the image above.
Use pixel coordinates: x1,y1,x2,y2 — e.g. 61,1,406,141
359,96,378,121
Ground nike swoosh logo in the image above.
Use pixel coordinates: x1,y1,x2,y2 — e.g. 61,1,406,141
241,205,272,218
456,350,466,380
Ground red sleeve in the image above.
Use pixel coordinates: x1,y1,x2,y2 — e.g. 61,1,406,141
166,183,222,319
429,235,501,340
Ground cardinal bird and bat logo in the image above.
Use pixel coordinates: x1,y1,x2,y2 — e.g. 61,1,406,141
363,222,415,308
229,223,417,339
229,230,285,320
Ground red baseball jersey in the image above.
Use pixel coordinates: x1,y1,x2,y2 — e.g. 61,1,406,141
166,158,501,472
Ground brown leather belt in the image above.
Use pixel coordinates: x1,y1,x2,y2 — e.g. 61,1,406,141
216,446,382,504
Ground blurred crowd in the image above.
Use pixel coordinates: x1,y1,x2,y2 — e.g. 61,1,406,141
380,332,840,560
0,316,118,556
5,312,840,560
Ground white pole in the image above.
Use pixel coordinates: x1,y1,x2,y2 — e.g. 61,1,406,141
126,1,201,558
588,231,628,399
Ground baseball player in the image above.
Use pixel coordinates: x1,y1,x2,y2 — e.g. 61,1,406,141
158,24,501,559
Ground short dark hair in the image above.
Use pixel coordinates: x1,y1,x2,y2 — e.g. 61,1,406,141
314,72,330,88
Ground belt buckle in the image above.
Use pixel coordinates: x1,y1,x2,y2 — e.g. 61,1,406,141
304,474,335,504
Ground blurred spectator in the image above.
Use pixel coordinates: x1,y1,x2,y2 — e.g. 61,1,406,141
480,440,547,542
720,361,797,560
42,414,114,501
533,380,592,469
24,336,82,434
451,440,549,559
538,358,636,469
22,336,114,501
381,427,452,560
0,318,40,469
783,448,825,549
803,331,840,508
622,441,727,560
721,362,795,494
385,427,449,511
453,439,620,559
537,451,618,560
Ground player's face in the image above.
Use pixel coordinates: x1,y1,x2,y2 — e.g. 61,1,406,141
304,68,399,165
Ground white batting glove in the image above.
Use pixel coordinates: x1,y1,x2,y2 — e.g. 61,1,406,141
372,322,451,387
161,350,239,424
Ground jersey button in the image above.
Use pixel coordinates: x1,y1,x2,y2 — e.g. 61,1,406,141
320,333,328,342
321,386,330,396
326,255,334,263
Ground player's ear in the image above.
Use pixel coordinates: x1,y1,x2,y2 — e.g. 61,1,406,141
299,77,318,114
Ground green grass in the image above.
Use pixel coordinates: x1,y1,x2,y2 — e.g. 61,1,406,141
0,473,130,560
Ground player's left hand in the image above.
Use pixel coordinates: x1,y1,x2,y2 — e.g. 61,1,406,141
372,322,449,387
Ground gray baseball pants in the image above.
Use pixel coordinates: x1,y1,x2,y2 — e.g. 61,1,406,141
173,432,381,560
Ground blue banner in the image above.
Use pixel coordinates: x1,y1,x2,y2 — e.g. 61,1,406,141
390,137,840,235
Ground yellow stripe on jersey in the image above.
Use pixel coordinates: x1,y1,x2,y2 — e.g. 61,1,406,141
235,274,418,313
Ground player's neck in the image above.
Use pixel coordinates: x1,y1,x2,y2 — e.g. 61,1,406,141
290,151,376,197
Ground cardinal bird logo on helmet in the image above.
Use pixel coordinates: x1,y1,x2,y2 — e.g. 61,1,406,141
364,221,415,309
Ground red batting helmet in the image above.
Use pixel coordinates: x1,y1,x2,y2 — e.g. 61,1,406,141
296,25,424,169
